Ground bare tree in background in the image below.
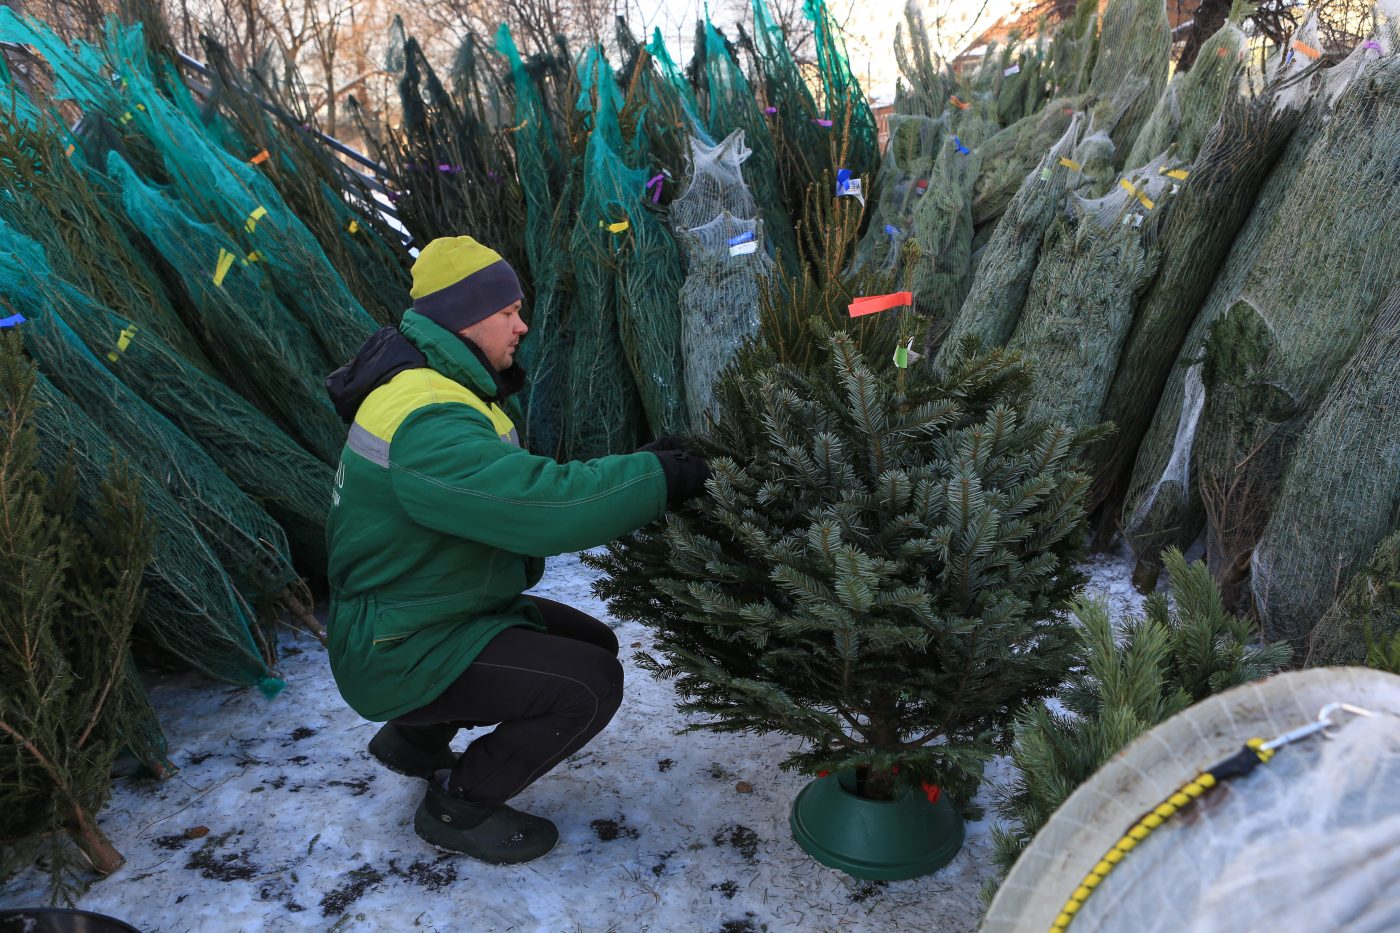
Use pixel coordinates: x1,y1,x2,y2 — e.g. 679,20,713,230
416,0,613,57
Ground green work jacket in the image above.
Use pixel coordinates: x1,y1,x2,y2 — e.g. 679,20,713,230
325,311,667,720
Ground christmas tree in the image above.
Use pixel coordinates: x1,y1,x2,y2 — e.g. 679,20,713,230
990,547,1290,879
589,221,1099,807
0,332,154,899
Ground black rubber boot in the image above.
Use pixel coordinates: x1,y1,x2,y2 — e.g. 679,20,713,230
367,723,458,779
413,772,559,865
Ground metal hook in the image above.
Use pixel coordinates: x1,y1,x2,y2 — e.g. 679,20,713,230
1260,701,1375,752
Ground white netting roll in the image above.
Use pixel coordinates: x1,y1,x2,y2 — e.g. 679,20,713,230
984,667,1400,933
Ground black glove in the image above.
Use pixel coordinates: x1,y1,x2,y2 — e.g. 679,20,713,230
651,449,711,507
638,434,687,454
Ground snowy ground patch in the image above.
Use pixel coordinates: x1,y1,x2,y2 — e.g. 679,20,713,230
2,548,1138,932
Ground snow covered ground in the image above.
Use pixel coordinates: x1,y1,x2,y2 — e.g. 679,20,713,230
3,546,1144,933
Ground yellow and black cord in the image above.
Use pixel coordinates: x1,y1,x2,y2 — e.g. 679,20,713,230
1047,738,1276,933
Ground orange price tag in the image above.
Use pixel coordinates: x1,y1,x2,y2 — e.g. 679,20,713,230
250,149,271,165
1292,40,1321,59
848,292,913,317
949,95,969,110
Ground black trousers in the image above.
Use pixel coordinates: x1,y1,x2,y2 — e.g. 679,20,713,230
389,596,624,806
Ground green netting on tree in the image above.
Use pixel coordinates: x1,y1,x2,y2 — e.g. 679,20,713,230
677,213,772,425
107,155,344,463
1090,72,1306,522
936,113,1085,370
369,32,529,287
854,114,944,276
1123,54,1400,598
1086,0,1170,169
1123,20,1247,170
804,0,879,178
701,20,800,278
52,288,332,574
671,130,757,233
201,37,410,328
971,97,1083,228
908,134,982,349
1308,530,1400,666
496,23,574,457
1005,154,1180,429
5,14,382,367
1252,287,1400,647
565,52,648,458
617,18,703,183
29,374,275,688
0,103,213,375
750,0,826,203
647,27,711,141
0,223,298,604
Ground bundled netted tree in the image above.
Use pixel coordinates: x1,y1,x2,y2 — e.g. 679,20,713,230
936,114,1085,370
495,23,575,457
1085,0,1170,169
1118,49,1338,587
991,548,1290,879
1089,60,1308,530
1004,155,1182,430
853,114,942,277
1185,52,1400,609
0,332,153,894
1122,9,1248,169
1252,286,1400,647
1308,530,1400,667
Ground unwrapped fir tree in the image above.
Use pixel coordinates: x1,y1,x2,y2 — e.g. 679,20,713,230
991,548,1290,881
589,315,1097,810
0,333,153,897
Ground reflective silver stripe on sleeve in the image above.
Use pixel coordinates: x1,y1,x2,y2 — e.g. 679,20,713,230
347,423,391,467
504,428,521,447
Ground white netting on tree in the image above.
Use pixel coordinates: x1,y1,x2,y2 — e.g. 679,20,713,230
936,113,1085,369
676,213,771,425
670,130,757,236
985,667,1400,933
1251,286,1400,647
1004,154,1181,430
854,113,944,276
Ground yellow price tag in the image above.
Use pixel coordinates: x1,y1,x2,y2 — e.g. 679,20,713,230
1119,179,1155,211
1160,167,1189,180
1058,157,1082,171
107,324,138,362
213,249,237,286
600,219,629,233
347,219,360,234
245,206,268,234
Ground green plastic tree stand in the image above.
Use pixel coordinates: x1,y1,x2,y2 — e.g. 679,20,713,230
790,770,965,880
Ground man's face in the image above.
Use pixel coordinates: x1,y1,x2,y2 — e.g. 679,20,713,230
460,300,527,372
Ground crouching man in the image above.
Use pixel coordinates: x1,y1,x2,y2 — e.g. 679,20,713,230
323,236,707,863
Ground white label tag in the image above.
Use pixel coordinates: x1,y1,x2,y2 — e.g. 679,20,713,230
729,241,759,256
838,178,865,207
1004,64,1020,76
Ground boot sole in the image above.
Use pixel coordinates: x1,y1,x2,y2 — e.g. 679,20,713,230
413,808,559,865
